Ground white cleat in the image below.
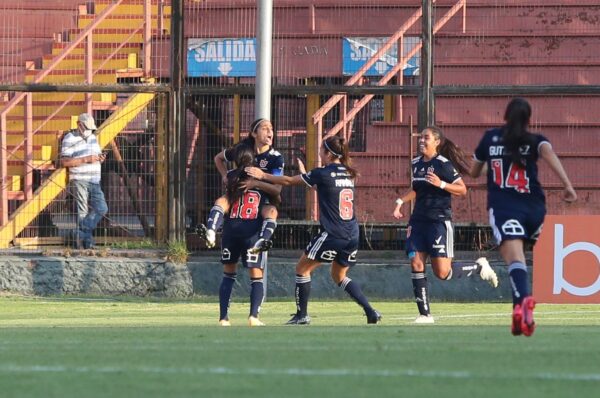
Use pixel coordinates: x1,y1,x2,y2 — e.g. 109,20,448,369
477,257,498,288
413,315,435,324
248,316,265,327
218,319,231,326
206,229,216,249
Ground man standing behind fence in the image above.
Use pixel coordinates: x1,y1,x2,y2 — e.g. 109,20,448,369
60,113,108,249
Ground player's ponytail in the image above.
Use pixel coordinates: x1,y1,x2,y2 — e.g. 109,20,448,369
324,135,358,179
225,144,255,204
503,98,535,167
427,126,470,175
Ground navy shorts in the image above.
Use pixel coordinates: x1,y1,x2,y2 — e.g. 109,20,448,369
406,219,454,258
489,206,546,245
305,231,358,267
221,232,267,269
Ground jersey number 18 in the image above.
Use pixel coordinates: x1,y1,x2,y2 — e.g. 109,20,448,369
230,191,261,219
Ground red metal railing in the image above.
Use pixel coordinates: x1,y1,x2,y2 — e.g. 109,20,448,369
0,0,158,225
309,0,467,220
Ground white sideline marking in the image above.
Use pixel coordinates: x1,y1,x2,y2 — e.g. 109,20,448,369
1,364,599,382
387,309,600,321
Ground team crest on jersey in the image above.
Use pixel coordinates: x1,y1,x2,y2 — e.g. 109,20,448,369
427,166,435,174
259,159,268,168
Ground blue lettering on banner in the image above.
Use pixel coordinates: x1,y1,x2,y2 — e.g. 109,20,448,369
187,38,257,77
342,37,420,77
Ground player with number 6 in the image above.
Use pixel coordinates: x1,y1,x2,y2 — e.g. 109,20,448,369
246,135,382,325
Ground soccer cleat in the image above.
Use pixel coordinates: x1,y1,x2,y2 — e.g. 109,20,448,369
476,257,499,288
520,296,536,337
511,304,523,336
248,316,265,327
195,224,216,248
248,238,273,254
366,310,382,324
413,315,435,324
285,313,311,325
218,319,231,327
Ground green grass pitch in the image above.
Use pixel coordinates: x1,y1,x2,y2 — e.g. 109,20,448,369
1,297,599,398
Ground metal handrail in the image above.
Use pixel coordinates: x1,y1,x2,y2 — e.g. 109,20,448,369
321,0,467,140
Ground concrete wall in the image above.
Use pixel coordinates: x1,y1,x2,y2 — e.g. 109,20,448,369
0,251,522,301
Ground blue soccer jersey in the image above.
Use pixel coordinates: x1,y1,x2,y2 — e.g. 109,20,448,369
224,142,285,176
300,163,359,241
474,127,550,208
410,155,462,222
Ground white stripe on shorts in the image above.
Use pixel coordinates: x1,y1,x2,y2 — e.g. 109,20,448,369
308,232,328,260
444,220,454,258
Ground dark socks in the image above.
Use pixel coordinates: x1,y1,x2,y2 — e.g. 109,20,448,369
411,272,430,315
339,277,374,315
448,261,480,279
207,205,225,231
218,272,236,320
295,274,311,317
259,218,277,241
508,262,529,307
249,277,264,318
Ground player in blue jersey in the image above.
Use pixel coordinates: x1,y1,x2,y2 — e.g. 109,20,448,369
246,135,382,325
470,98,576,336
392,126,499,324
216,144,271,327
199,118,284,254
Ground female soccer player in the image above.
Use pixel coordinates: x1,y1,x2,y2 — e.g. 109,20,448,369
200,118,284,254
392,126,498,324
470,98,576,336
217,144,272,327
246,135,381,325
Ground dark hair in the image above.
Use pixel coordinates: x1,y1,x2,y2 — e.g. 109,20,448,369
425,126,470,175
243,118,270,148
323,135,358,179
503,98,534,167
225,144,255,204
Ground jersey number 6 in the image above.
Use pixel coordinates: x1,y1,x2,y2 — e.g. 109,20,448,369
339,188,354,220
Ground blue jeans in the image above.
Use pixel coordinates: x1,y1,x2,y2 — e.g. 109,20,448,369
69,180,108,247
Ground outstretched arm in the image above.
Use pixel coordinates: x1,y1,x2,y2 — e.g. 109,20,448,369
539,143,577,202
245,167,304,186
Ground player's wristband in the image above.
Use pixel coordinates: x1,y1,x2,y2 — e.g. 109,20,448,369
395,198,403,206
439,181,447,190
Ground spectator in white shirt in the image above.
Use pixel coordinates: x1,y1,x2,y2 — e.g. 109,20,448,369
60,113,108,249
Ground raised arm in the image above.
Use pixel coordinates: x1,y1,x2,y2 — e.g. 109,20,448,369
539,143,577,202
214,150,229,184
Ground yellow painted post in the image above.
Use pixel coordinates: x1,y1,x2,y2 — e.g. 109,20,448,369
155,93,168,243
305,93,320,220
384,95,393,122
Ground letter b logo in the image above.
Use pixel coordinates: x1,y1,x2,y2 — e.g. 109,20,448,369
534,216,600,303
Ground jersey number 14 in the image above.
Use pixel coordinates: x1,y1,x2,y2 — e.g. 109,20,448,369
491,159,530,193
